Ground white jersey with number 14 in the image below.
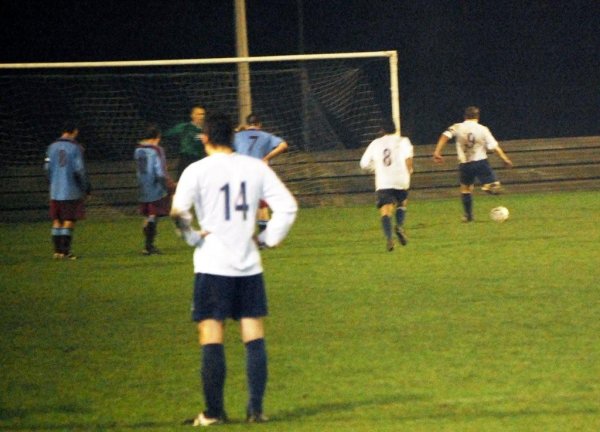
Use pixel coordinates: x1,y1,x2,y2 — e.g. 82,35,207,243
172,153,297,277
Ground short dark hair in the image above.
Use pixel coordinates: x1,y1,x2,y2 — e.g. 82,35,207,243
380,119,397,135
246,113,260,126
205,112,234,147
61,121,78,134
464,106,480,119
141,124,161,140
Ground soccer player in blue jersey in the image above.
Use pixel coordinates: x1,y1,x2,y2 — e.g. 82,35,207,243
234,114,288,232
134,124,175,255
171,112,297,426
433,106,513,222
44,122,91,259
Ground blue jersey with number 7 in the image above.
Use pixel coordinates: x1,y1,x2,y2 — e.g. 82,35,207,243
234,129,283,160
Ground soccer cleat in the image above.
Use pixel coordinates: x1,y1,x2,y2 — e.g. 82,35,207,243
481,182,502,195
461,215,474,223
183,412,225,427
64,253,78,260
142,246,162,255
53,253,64,259
395,227,408,246
386,238,394,252
247,411,269,423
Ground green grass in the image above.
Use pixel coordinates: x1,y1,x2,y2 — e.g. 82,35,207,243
1,190,599,431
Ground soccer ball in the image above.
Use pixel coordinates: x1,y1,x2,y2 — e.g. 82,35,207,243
490,206,510,222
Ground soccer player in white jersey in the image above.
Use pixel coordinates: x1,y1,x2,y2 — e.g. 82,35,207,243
433,106,513,222
234,113,289,233
171,112,297,426
360,119,414,251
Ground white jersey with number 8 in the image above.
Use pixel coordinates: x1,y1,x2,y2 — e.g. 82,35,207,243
359,134,413,191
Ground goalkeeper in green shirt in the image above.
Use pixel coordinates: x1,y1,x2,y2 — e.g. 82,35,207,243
164,105,207,179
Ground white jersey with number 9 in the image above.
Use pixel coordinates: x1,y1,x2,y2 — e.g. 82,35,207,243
442,120,499,163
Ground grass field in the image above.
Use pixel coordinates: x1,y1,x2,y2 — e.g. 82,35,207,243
1,190,599,431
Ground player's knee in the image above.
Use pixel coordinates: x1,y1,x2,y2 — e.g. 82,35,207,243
241,318,265,343
198,320,225,345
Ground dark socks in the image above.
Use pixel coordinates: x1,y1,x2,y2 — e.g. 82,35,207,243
246,339,267,415
52,227,72,254
144,219,157,249
201,344,226,419
395,207,406,227
461,193,473,220
63,229,72,254
381,215,392,240
51,228,61,253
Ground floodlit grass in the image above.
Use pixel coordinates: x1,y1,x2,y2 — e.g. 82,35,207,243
1,190,599,431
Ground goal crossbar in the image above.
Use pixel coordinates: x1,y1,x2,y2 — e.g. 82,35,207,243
0,51,401,133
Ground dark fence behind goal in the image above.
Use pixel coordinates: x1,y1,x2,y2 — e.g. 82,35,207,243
1,136,598,222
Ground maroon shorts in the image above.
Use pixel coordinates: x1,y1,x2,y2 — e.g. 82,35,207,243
139,195,171,217
49,199,86,221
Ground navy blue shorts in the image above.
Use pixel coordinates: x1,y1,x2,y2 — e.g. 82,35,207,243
192,273,268,322
376,189,408,208
459,159,497,186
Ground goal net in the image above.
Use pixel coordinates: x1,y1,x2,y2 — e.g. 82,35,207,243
0,51,399,220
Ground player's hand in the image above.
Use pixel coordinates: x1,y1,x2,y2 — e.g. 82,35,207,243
504,159,513,168
173,214,192,231
253,234,268,250
432,153,444,164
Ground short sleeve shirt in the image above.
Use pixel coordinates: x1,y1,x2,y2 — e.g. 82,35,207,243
443,120,498,163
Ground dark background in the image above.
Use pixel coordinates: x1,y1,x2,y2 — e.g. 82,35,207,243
1,0,598,144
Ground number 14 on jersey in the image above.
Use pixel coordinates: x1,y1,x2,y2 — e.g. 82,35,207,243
220,182,249,220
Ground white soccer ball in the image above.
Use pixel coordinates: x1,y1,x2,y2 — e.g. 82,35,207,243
490,206,510,222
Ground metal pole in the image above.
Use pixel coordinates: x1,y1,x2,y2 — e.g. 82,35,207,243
235,0,252,126
389,51,401,135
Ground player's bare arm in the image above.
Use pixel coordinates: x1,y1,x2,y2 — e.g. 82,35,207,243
406,157,414,175
495,146,513,168
263,141,288,163
433,134,449,163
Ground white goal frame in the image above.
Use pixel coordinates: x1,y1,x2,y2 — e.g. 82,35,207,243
0,50,401,134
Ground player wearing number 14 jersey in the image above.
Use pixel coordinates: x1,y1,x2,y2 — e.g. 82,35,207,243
360,119,414,251
171,112,297,426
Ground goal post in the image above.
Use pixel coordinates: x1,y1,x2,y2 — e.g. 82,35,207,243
0,51,400,219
